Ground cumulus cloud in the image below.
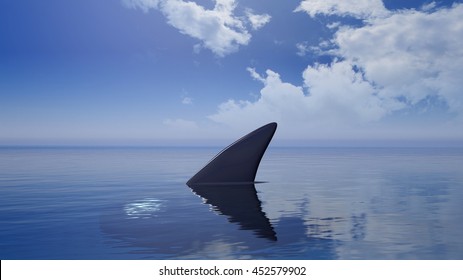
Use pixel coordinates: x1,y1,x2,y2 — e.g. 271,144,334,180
210,65,391,135
332,4,463,113
123,0,270,56
295,0,389,19
210,2,463,139
209,68,305,131
245,9,271,30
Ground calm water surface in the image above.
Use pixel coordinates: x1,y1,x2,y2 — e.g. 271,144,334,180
1,147,462,259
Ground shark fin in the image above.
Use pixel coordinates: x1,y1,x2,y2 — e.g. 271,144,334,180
187,122,277,185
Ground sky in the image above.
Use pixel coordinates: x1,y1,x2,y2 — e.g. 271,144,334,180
1,0,463,146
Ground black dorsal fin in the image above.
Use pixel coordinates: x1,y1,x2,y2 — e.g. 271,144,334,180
187,122,277,185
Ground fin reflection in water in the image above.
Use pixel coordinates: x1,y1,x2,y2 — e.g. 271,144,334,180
189,183,277,241
186,122,278,240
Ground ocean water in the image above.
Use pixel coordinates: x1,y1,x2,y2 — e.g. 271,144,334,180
1,146,462,260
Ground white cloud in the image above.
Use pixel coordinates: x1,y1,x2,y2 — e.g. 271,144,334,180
124,0,270,56
332,3,463,113
245,9,271,30
181,96,193,105
421,2,437,12
295,0,389,19
122,0,160,12
247,67,265,83
210,64,391,135
295,41,311,57
296,40,334,56
302,61,394,122
210,3,463,139
209,69,307,132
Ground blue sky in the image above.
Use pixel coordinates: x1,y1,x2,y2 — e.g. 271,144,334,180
1,0,462,146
